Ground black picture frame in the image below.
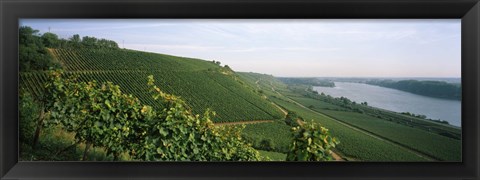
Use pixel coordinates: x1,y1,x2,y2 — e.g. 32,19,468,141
1,0,479,179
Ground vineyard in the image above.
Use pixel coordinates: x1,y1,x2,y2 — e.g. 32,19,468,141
20,48,284,123
269,97,429,161
237,72,463,161
18,45,461,162
18,28,340,162
241,120,293,153
320,110,461,161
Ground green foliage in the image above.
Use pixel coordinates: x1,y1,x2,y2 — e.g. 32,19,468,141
129,75,262,161
242,121,293,153
258,150,287,161
20,128,82,161
259,139,275,151
285,111,301,127
19,26,60,71
78,36,119,49
45,70,142,158
19,91,40,144
41,32,61,48
42,70,262,161
287,121,339,161
366,80,461,100
279,77,335,87
401,112,427,119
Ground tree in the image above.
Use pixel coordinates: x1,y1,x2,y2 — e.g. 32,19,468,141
69,34,81,48
19,26,41,45
260,139,275,151
287,121,339,161
19,26,60,71
98,39,119,49
41,32,60,48
19,91,40,145
70,34,81,43
81,36,98,48
285,111,301,127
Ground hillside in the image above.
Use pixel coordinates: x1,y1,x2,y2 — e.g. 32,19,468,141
237,72,461,161
20,48,284,123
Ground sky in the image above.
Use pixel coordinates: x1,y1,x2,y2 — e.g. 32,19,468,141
20,19,461,78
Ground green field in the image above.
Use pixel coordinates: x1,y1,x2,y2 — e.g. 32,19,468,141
320,110,461,161
258,150,287,161
241,121,293,153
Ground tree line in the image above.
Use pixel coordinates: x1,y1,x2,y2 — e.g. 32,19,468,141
20,26,119,71
365,80,461,100
278,77,335,87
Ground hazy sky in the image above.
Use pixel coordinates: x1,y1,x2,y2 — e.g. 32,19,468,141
20,19,461,77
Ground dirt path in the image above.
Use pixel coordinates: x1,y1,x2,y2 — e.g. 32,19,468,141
330,150,344,161
271,102,288,116
214,120,274,126
296,119,304,126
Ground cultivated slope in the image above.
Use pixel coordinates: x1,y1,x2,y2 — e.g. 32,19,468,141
237,72,461,161
20,48,284,123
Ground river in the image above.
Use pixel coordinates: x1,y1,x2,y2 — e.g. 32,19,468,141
313,82,461,127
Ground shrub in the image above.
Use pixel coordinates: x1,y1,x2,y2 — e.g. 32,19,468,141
19,91,40,145
287,121,339,161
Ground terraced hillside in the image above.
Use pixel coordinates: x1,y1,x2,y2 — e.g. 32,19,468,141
19,48,284,123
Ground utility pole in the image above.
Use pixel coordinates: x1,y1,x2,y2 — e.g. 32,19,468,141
48,27,51,32
122,40,125,49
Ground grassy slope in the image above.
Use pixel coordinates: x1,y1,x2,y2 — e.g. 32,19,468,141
320,109,461,161
258,150,287,161
20,48,283,123
237,72,461,161
241,121,293,153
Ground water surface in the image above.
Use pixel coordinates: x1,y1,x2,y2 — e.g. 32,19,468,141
313,82,461,127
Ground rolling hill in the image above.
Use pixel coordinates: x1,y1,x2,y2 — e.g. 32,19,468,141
19,48,284,123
